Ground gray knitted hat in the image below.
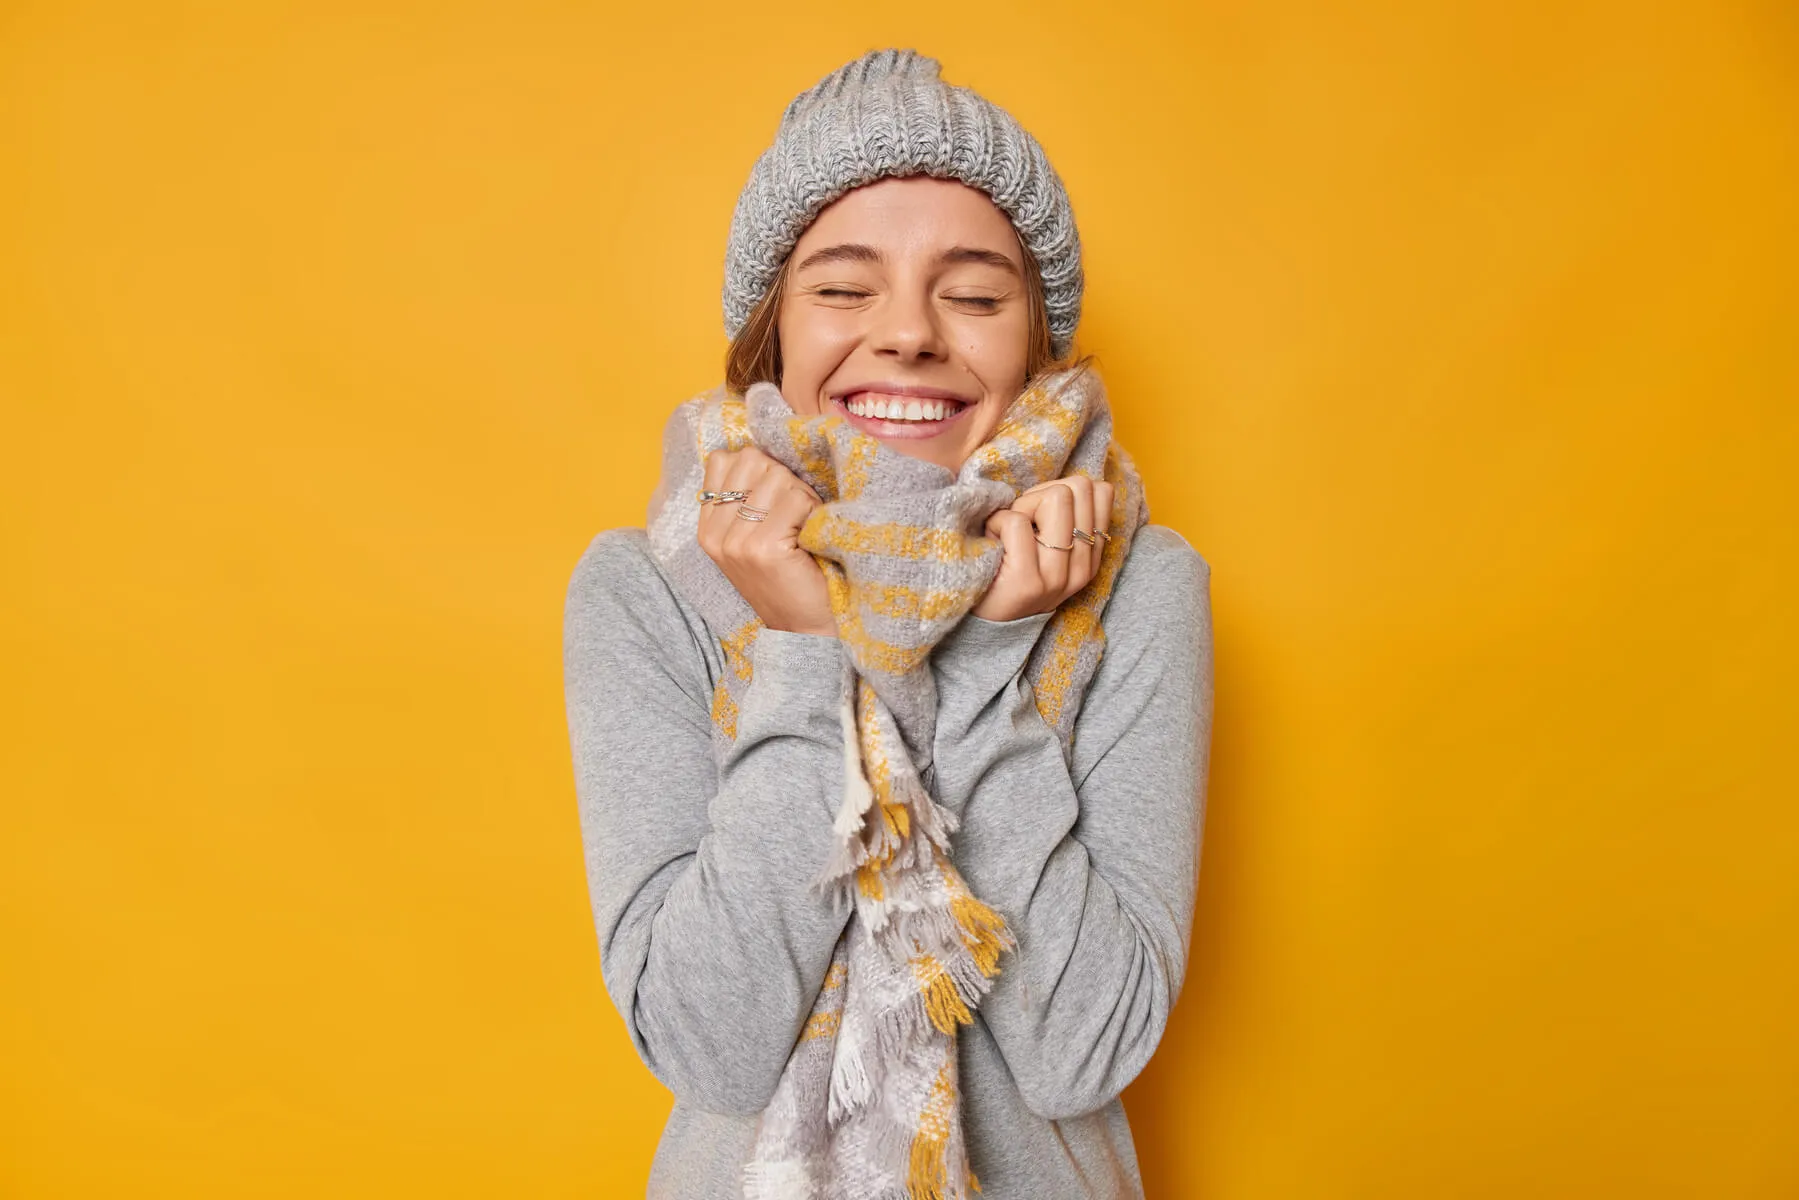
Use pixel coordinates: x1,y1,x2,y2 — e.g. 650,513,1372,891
722,49,1084,358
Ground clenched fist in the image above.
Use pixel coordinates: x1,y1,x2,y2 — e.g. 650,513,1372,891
698,447,836,638
971,475,1115,623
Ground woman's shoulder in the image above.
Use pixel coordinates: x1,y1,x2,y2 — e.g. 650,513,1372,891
566,525,662,610
564,526,719,672
1110,523,1211,617
1086,523,1213,686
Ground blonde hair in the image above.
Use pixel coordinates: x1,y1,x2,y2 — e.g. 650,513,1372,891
724,236,1071,395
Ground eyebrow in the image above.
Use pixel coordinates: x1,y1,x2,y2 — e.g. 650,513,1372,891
791,242,1022,276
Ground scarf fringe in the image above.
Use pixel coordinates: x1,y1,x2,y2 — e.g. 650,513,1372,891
825,949,1004,1126
815,766,961,901
831,679,877,838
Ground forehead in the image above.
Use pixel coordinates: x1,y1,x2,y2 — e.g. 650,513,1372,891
792,176,1020,259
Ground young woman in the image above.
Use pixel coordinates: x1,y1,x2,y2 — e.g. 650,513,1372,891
564,49,1214,1200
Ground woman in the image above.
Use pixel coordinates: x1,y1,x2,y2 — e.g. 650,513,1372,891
564,49,1214,1200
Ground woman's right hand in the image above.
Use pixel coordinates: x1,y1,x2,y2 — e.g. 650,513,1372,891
698,447,837,638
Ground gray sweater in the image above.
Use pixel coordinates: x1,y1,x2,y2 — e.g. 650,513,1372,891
563,523,1213,1199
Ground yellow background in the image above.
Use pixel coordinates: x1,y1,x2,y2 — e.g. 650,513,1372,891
4,1,1794,1195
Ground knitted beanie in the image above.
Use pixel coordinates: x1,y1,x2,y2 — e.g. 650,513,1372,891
722,48,1084,358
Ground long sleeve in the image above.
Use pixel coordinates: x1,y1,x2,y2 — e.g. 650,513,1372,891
927,524,1214,1121
563,528,854,1116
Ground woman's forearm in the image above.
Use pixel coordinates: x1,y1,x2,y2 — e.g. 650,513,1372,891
928,528,1214,1120
565,531,853,1116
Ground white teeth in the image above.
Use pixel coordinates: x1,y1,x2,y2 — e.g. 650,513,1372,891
845,394,960,422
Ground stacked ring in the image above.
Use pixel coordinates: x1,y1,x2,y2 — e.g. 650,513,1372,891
696,489,751,504
735,503,771,523
1044,528,1111,550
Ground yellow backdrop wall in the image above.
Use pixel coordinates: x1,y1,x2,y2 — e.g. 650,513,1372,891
3,1,1794,1196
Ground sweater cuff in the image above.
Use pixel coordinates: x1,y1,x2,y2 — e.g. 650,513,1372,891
931,611,1053,696
751,627,846,679
735,628,846,732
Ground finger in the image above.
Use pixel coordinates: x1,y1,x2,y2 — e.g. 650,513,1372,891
1025,475,1093,533
722,446,771,493
758,455,824,512
1061,475,1096,594
1094,481,1117,572
985,509,1042,592
698,449,739,550
750,480,822,560
720,454,782,552
702,448,734,492
1018,477,1078,500
1015,483,1074,594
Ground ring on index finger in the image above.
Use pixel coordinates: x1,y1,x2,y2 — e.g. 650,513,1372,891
696,489,751,504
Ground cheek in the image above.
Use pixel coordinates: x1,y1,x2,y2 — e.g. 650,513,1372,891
959,311,1031,384
959,316,1032,441
777,308,859,415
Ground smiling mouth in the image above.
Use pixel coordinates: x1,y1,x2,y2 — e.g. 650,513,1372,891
832,391,973,441
840,392,967,422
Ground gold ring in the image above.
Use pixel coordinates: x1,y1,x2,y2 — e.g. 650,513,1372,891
736,503,771,522
696,489,751,505
1033,534,1076,551
1071,528,1097,545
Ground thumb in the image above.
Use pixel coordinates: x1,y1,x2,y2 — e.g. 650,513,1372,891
985,510,1037,572
796,505,830,552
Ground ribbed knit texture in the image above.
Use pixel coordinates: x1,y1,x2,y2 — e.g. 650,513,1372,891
643,366,1146,1199
722,48,1084,359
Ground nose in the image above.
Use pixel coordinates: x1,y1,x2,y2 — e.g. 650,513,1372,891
870,280,950,364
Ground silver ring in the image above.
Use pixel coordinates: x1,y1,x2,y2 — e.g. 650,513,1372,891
696,489,751,505
735,503,771,522
1071,528,1097,545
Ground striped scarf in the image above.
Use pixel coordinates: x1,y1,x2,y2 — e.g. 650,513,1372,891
644,364,1147,1200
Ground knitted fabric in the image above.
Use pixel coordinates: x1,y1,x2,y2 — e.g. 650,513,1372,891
643,365,1146,1199
722,48,1084,359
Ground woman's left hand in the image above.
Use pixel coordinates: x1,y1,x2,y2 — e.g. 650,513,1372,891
971,475,1115,622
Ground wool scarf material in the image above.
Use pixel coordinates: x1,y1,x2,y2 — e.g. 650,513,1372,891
643,365,1147,1200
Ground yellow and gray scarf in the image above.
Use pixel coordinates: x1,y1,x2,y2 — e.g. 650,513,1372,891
645,364,1147,1200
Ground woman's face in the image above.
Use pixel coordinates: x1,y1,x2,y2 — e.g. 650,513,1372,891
777,176,1032,473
